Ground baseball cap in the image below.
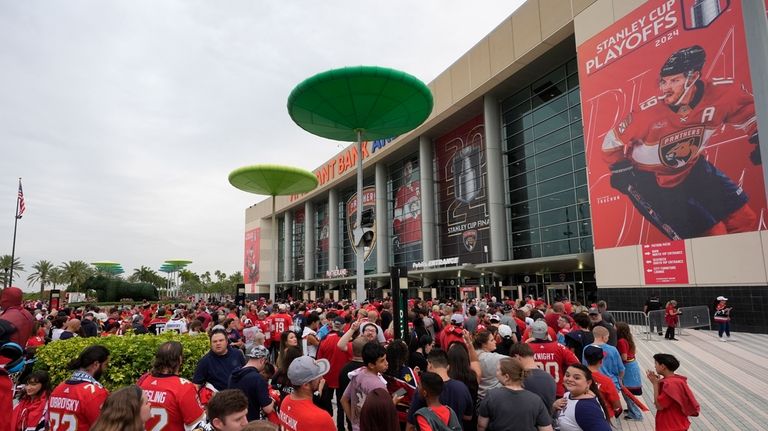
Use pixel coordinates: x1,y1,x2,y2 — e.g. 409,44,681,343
450,313,465,325
531,320,548,340
248,345,269,359
583,345,605,363
332,317,345,329
498,324,513,338
258,310,267,317
588,307,600,315
717,296,728,301
490,314,501,323
288,356,330,385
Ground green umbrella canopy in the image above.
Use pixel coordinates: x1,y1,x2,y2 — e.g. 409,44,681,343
165,259,192,266
229,164,318,196
92,261,121,267
287,66,433,142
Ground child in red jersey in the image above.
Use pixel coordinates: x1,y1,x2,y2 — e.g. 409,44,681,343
647,353,700,431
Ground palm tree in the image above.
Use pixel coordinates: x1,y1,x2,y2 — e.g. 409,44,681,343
27,260,54,296
60,260,93,292
48,267,65,290
0,255,24,288
130,266,157,283
214,270,226,282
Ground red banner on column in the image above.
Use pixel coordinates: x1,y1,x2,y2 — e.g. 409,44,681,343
244,228,261,285
642,240,688,284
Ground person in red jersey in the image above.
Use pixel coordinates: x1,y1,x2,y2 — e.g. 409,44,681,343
603,45,759,239
316,317,352,426
583,345,622,421
268,305,293,356
12,370,51,431
647,353,700,431
392,159,422,263
278,356,335,431
48,345,110,431
527,321,579,398
138,341,205,431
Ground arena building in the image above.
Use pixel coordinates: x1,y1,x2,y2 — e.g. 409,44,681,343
243,0,768,332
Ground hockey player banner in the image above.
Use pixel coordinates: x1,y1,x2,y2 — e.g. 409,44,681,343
244,227,261,285
435,115,490,264
346,186,377,261
391,155,423,266
578,0,765,249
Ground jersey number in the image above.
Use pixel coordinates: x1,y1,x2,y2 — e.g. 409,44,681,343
148,407,169,431
537,362,561,382
50,413,78,431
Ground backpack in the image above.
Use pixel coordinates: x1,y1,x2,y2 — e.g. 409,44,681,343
414,406,462,431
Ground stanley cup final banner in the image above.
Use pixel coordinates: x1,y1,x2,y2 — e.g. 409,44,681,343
435,115,490,264
244,227,261,285
578,0,765,249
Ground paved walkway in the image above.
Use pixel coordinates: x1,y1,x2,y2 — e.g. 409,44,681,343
617,328,768,430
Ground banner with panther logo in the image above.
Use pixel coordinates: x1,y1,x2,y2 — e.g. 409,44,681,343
346,186,377,261
577,0,765,249
435,115,490,263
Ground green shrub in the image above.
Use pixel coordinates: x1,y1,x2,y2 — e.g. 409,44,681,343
34,333,211,392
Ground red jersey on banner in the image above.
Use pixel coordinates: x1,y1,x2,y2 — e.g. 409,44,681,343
269,313,293,342
529,340,580,397
138,374,205,431
49,381,109,431
393,180,422,244
578,0,766,248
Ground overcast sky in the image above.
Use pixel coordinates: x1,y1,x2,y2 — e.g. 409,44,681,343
0,0,524,291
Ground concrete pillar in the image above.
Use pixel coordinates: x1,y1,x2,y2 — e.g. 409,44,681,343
484,94,509,262
743,1,768,204
420,136,437,262
376,162,390,275
304,201,314,281
328,189,339,271
283,211,293,282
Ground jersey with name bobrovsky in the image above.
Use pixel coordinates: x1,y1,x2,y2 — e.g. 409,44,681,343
138,374,205,431
603,79,757,187
49,381,109,431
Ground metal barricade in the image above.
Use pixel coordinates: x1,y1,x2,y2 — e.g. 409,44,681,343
647,305,712,338
607,310,652,341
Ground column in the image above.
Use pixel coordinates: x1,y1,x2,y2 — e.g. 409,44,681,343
484,94,509,262
376,162,389,278
283,211,293,282
328,189,339,271
420,136,437,262
743,1,768,204
304,201,314,281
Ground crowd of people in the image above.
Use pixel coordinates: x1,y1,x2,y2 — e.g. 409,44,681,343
0,285,704,431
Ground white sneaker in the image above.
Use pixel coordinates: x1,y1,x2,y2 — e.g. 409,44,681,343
720,337,727,342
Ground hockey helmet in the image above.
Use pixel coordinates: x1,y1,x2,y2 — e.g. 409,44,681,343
661,45,705,76
0,342,25,374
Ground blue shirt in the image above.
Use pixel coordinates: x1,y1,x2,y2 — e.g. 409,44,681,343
582,343,625,390
192,347,246,391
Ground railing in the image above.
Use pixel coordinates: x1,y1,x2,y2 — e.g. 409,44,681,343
647,305,712,338
608,310,652,341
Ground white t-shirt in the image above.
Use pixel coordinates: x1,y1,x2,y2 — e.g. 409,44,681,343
165,318,188,334
302,326,318,358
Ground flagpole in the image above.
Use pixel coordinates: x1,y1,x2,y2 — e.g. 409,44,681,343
6,178,21,289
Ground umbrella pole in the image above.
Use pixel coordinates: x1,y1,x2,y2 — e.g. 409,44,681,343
355,130,365,304
271,195,277,303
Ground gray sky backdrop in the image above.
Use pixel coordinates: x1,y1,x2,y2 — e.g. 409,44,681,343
0,0,524,291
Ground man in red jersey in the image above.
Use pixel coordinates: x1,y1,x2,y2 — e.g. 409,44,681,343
253,310,271,348
603,45,759,239
392,159,422,263
527,321,579,398
268,304,293,357
138,341,205,431
48,345,110,431
279,356,335,431
316,317,352,427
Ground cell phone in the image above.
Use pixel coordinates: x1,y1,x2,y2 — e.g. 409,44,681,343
394,388,407,397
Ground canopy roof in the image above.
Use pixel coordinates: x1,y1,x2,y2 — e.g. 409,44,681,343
229,164,318,196
287,66,433,142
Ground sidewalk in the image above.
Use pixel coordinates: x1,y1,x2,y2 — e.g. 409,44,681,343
618,328,768,430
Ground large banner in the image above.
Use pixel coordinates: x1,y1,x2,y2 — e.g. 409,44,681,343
578,0,765,249
346,186,377,261
244,227,261,285
435,115,490,263
392,156,422,266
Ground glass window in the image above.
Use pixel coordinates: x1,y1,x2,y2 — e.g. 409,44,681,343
533,125,570,155
538,189,575,212
535,141,572,168
314,202,329,279
501,56,591,259
537,158,574,183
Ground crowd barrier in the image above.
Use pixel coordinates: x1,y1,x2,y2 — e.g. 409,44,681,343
608,310,652,341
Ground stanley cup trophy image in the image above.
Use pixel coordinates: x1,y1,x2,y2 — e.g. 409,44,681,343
690,0,724,29
453,146,481,204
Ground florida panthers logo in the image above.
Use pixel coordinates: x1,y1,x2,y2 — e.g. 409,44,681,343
659,126,705,168
463,230,478,252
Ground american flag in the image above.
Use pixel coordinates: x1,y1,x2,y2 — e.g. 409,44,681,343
16,180,25,219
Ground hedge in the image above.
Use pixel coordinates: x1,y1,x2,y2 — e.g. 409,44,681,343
34,333,211,392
